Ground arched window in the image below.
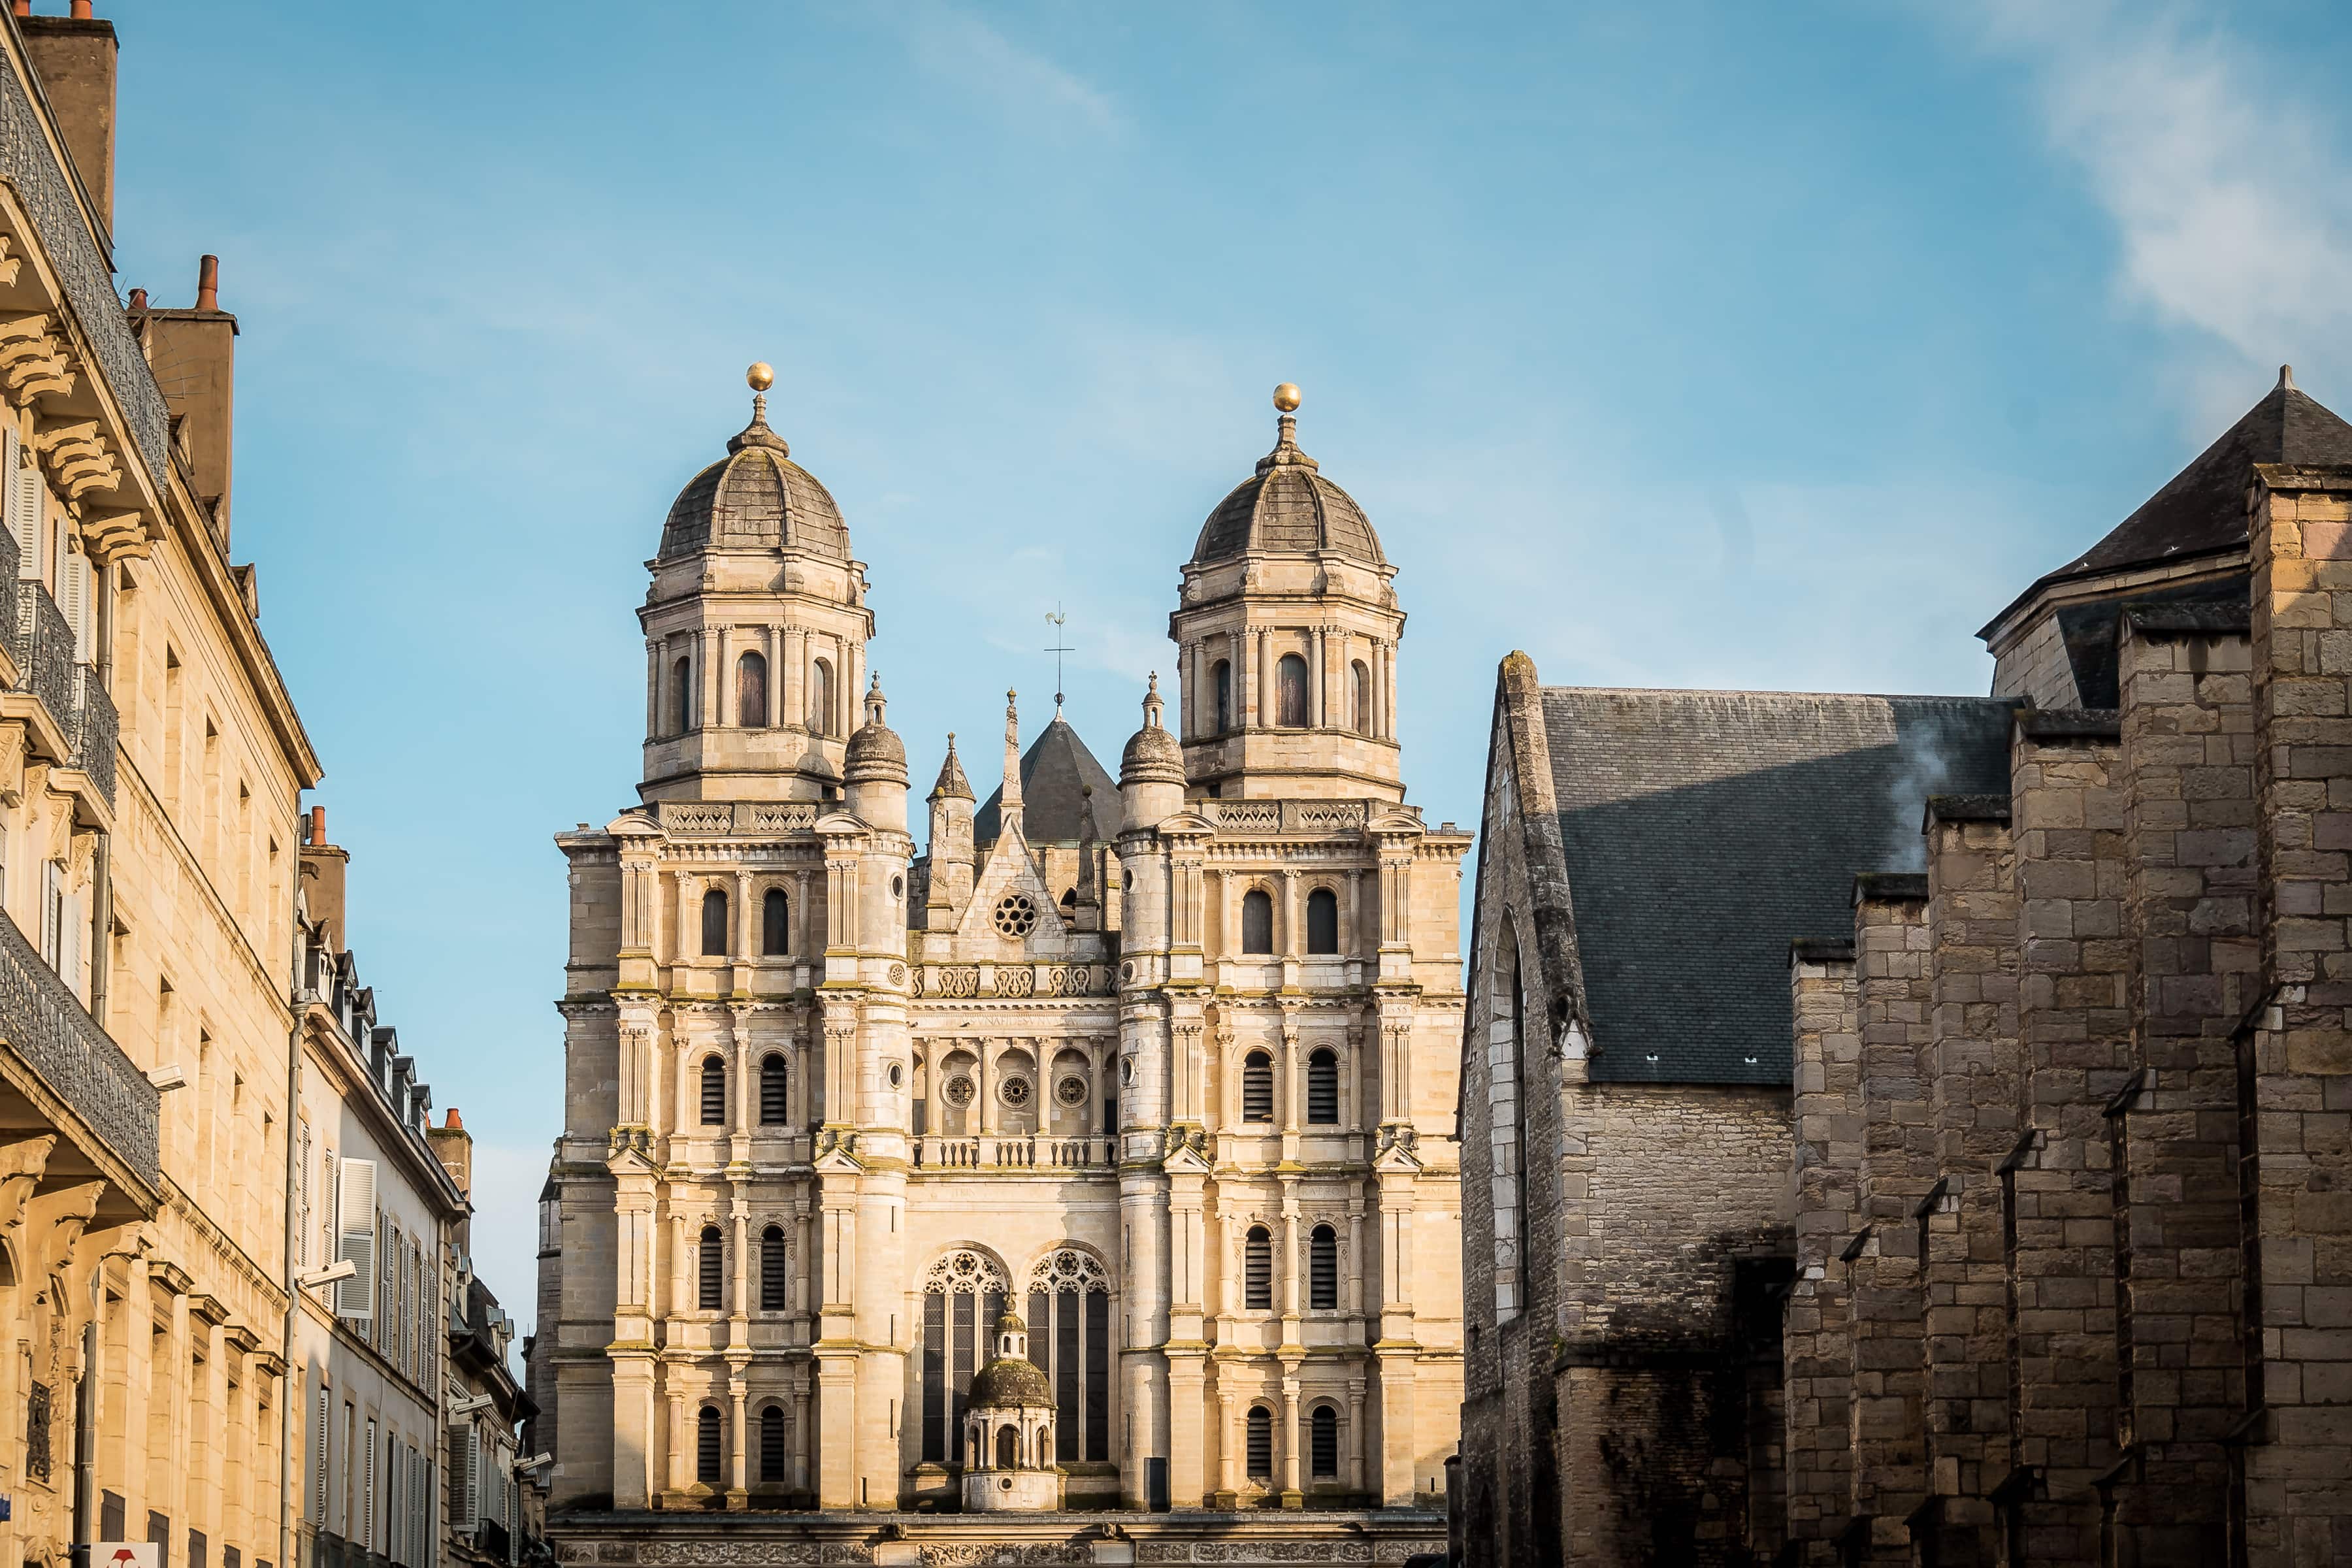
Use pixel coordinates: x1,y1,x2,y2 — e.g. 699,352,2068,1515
696,1406,721,1484
1242,1052,1274,1124
1309,1224,1338,1309
1311,1405,1339,1478
1213,661,1232,733
1306,1049,1339,1125
1241,889,1274,955
736,649,768,728
700,1056,727,1126
759,1405,785,1484
760,1224,787,1311
759,1054,788,1125
1024,1247,1113,1463
671,656,694,735
698,1225,723,1311
1244,1226,1272,1310
808,657,834,736
996,1426,1017,1470
1306,888,1339,955
1245,1406,1273,1480
1277,653,1309,727
1351,659,1371,734
701,889,729,957
762,887,789,955
919,1250,1011,1465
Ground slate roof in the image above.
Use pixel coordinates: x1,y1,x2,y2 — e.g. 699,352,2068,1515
1542,687,2015,1085
1991,373,2352,630
658,402,851,563
974,717,1119,846
1190,414,1386,568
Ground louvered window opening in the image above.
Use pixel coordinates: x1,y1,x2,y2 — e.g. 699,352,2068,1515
1242,1054,1274,1124
1311,1406,1339,1477
1310,1226,1339,1310
761,1226,788,1311
1307,1051,1339,1124
696,1408,721,1484
698,1227,724,1311
760,1056,787,1124
759,1407,786,1483
1245,1407,1273,1479
1244,1228,1273,1311
700,1058,727,1126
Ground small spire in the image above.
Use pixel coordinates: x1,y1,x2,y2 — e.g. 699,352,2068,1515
1143,671,1164,730
728,361,789,455
1256,382,1318,474
931,732,973,802
1001,689,1024,835
2281,364,2298,391
863,670,887,728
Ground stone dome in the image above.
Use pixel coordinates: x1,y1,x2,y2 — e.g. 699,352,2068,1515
844,678,907,782
1189,411,1384,568
1120,674,1184,784
968,1338,1053,1411
657,395,851,564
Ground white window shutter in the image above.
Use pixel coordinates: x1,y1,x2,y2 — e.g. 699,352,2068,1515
11,440,39,576
312,1384,330,1521
297,1125,311,1267
336,1157,377,1318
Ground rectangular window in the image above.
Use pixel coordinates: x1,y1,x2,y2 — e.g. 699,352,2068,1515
921,1291,945,1462
949,1292,973,1465
1055,1292,1079,1462
1085,1288,1110,1462
312,1383,329,1522
100,1490,125,1541
363,1418,376,1548
187,1531,206,1568
146,1511,171,1568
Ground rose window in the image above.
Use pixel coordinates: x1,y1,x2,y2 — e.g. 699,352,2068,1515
993,895,1039,938
943,1075,975,1108
1000,1075,1032,1108
1054,1075,1089,1107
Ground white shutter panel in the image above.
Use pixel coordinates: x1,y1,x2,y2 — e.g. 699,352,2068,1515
11,439,39,576
336,1157,377,1318
297,1125,311,1267
313,1384,330,1522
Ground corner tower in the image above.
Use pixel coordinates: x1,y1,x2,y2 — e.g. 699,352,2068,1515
639,363,873,803
1171,385,1404,800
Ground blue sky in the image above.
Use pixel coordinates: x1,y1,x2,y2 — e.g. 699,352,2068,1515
94,0,2352,1319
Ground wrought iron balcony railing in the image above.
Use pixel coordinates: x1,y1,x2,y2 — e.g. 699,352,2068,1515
0,894,160,1186
12,579,73,731
65,660,117,806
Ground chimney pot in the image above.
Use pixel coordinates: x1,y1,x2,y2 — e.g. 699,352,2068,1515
444,1108,463,1130
69,1,92,18
308,804,326,846
127,287,145,311
195,254,220,312
10,3,27,16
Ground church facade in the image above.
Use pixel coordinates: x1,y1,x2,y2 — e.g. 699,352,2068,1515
534,374,1465,1541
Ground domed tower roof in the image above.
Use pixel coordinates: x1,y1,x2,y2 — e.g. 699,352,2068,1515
1120,673,1184,785
843,674,907,783
1190,387,1385,568
968,1313,1054,1410
657,376,851,563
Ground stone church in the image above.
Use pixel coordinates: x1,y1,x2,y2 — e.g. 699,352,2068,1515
534,374,1463,1558
1458,367,2352,1567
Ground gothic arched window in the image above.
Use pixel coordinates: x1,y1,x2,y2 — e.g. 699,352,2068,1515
1277,653,1309,727
1246,1405,1274,1480
919,1250,1009,1464
1241,889,1274,955
1306,1048,1339,1125
696,1405,721,1484
762,888,789,955
698,1225,723,1311
701,889,728,957
1244,1226,1273,1310
1311,1405,1339,1478
737,649,768,728
699,1056,726,1126
1242,1052,1274,1124
759,1054,787,1125
760,1224,787,1311
1351,659,1371,734
1213,660,1232,734
1310,1224,1339,1309
671,656,693,735
759,1405,785,1484
1306,888,1339,955
809,657,834,736
1024,1247,1113,1463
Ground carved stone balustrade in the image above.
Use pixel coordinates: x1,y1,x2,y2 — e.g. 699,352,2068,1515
911,1134,1114,1172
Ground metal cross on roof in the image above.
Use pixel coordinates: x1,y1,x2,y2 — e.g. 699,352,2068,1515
1045,606,1074,715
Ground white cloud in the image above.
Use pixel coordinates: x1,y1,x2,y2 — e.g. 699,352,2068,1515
1953,1,2352,428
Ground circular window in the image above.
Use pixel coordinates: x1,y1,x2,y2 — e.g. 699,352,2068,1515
892,875,904,898
993,895,1039,938
1121,960,1135,981
1124,870,1135,890
943,1075,975,1108
1120,1057,1136,1088
887,1062,905,1088
1054,1075,1088,1107
1000,1477,1013,1492
999,1075,1032,1109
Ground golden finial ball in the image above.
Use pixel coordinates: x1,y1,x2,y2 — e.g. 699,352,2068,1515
1273,382,1302,413
747,362,776,392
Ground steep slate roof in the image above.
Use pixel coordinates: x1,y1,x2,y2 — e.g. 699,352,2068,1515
974,717,1119,846
2000,374,2352,616
1543,688,2014,1085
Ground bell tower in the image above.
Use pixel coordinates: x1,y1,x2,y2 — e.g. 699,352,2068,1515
1169,385,1405,801
638,363,874,803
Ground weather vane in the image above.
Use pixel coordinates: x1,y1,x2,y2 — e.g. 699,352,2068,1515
1045,605,1074,715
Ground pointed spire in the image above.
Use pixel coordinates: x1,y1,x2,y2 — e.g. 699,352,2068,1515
863,669,887,729
1143,671,1165,730
2281,364,2298,391
930,732,973,802
1000,689,1023,838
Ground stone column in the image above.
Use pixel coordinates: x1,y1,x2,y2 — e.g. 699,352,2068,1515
645,640,660,739
728,1376,749,1501
666,1390,687,1494
783,628,804,732
1281,1371,1303,1505
1309,626,1326,728
1238,628,1254,729
977,1040,994,1137
1218,1388,1241,1504
1784,938,1861,1563
1347,1381,1367,1495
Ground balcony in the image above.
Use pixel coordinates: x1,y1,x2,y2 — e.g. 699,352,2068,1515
0,578,72,762
0,888,161,1188
912,1134,1114,1171
60,660,116,809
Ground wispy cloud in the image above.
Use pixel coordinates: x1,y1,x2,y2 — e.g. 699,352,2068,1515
894,4,1121,136
1951,1,2352,426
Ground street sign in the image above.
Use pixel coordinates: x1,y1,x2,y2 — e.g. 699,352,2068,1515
93,1544,157,1568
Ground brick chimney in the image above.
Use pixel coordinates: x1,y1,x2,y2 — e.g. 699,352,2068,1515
20,7,118,235
429,1108,475,1250
144,254,238,543
298,803,350,953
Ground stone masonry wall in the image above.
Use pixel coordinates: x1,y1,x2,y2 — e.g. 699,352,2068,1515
1784,940,1860,1563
